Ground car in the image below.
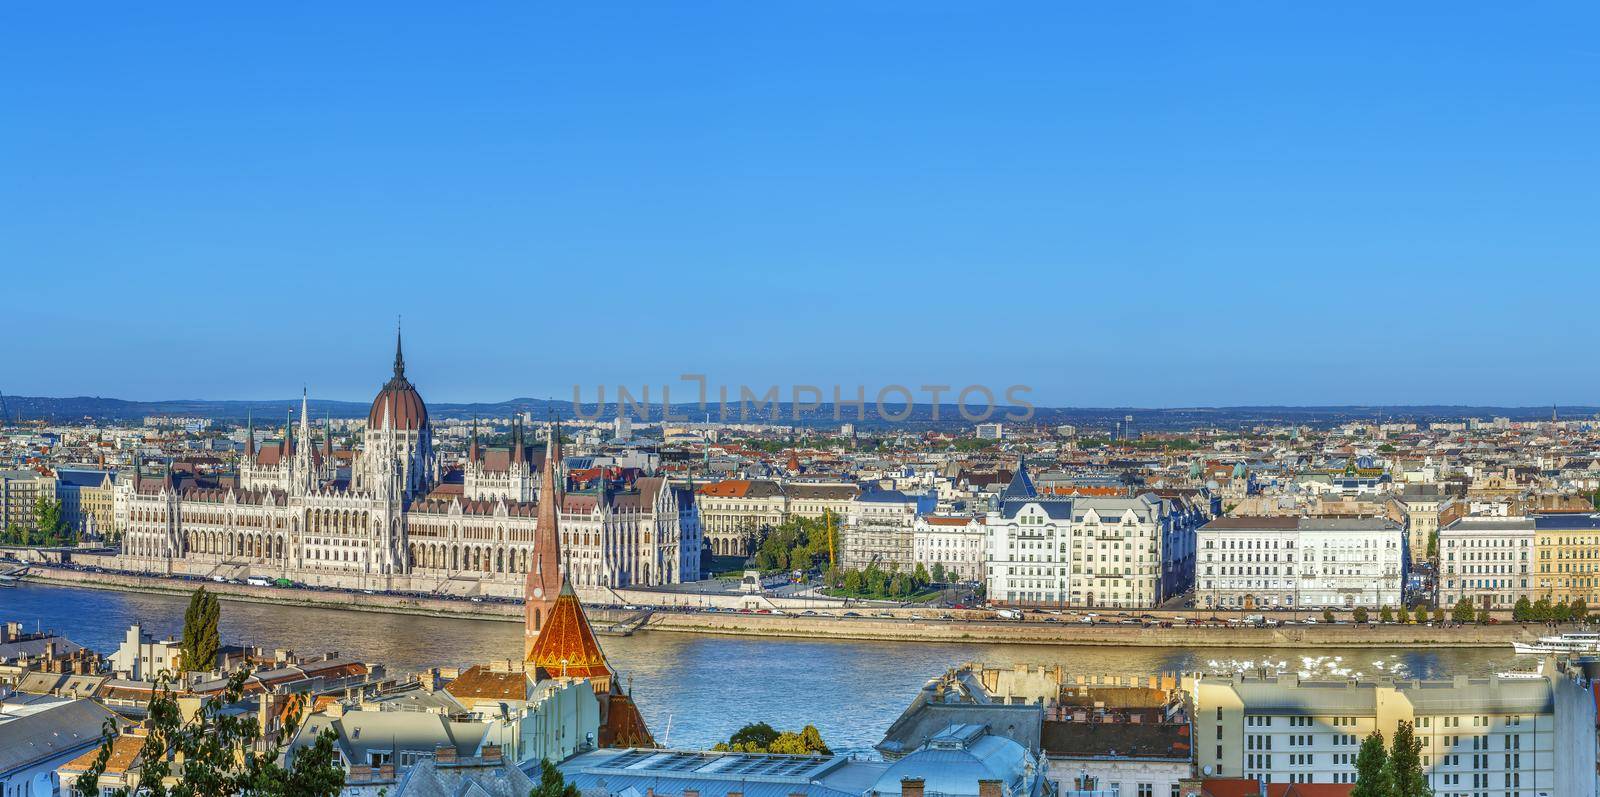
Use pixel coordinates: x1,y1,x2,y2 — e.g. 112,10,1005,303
843,611,861,617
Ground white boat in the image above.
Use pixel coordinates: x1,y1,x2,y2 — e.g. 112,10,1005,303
1512,632,1600,655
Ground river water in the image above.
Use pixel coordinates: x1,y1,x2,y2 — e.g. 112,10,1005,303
1,583,1526,753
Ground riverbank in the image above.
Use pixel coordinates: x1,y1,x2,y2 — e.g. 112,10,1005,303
22,566,1547,648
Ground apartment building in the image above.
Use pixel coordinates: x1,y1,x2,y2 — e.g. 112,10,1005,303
784,482,859,522
840,489,933,571
911,514,985,582
985,463,1186,609
1190,661,1596,796
1195,517,1405,610
1396,483,1447,564
1436,516,1534,611
0,469,56,536
54,469,116,537
1533,512,1600,605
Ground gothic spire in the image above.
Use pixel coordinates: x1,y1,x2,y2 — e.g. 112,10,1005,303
245,411,255,458
468,416,480,463
393,319,406,379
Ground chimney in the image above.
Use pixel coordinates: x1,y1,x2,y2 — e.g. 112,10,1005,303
348,765,373,782
727,791,743,797
482,744,504,764
684,790,699,797
435,745,458,764
978,780,1003,797
378,764,396,780
902,778,926,797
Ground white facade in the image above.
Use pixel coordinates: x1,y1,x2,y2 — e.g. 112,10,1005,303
108,623,182,680
984,481,1182,609
912,515,986,582
1437,517,1535,610
1195,516,1404,610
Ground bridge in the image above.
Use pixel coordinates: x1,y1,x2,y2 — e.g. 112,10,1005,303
593,609,653,637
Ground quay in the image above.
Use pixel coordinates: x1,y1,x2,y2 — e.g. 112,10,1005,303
20,565,1553,649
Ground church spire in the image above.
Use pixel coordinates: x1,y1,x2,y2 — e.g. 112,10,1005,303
525,414,565,656
245,411,255,459
468,416,480,463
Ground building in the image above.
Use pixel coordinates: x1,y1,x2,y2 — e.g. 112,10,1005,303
1436,516,1534,611
985,462,1189,609
1396,483,1447,564
912,514,986,582
0,695,121,797
107,623,183,680
1044,678,1191,797
841,489,933,572
1195,517,1404,611
785,482,860,522
0,469,56,537
1189,660,1597,795
976,423,1005,440
54,469,116,539
696,479,785,557
113,330,700,600
1533,512,1600,605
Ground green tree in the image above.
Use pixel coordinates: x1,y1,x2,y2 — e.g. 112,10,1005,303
1353,606,1369,623
930,562,947,584
1351,730,1391,797
1426,531,1438,559
1554,600,1572,623
1431,607,1444,624
1513,596,1532,622
1531,598,1554,622
1475,607,1489,625
1379,605,1393,624
889,573,910,598
1387,720,1431,797
1572,598,1589,622
180,587,221,673
32,496,69,545
842,570,863,593
912,562,930,588
73,670,343,797
714,722,830,755
1322,608,1335,623
1451,598,1476,624
1395,605,1410,624
531,759,581,797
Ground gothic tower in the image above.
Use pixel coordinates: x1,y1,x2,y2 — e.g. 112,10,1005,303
525,419,565,657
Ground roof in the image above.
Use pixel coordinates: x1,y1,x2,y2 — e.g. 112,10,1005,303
1534,513,1600,530
60,732,144,775
699,480,782,499
0,697,119,778
555,748,879,797
526,581,612,681
444,665,529,703
291,709,487,767
391,754,535,797
368,330,428,431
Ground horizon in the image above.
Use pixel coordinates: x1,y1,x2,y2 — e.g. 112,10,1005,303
4,2,1597,406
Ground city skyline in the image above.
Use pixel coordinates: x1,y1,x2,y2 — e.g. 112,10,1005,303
5,2,1598,405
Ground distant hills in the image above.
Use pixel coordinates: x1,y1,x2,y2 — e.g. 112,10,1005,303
2,393,1595,432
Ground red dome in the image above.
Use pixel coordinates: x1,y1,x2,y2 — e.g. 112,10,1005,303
368,330,429,431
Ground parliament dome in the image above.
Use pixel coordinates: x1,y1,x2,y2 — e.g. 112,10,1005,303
368,330,428,431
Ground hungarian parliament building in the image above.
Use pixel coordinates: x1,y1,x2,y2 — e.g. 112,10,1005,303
114,334,703,597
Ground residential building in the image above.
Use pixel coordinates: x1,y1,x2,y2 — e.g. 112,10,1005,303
841,489,933,572
1195,517,1404,610
1533,512,1600,605
1436,516,1534,611
1396,483,1447,564
785,482,860,522
1189,660,1597,795
108,623,183,680
0,695,121,797
912,514,986,582
0,469,56,537
986,462,1188,609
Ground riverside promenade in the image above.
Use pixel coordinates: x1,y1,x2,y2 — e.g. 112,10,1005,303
23,565,1548,649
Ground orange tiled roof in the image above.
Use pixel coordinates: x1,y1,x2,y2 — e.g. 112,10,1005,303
446,665,529,702
526,580,612,680
699,480,752,497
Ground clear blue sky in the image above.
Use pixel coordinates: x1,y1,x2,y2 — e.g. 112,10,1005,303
3,2,1596,407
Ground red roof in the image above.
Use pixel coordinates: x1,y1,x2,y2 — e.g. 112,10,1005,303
526,580,612,681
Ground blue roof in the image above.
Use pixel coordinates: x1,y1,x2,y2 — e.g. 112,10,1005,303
1000,458,1035,500
999,497,1073,520
55,469,112,488
1533,513,1600,530
859,489,915,503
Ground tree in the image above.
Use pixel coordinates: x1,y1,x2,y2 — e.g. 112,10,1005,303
1513,596,1532,622
842,570,863,594
1451,598,1476,624
1395,605,1410,624
930,562,947,584
912,562,931,588
1432,607,1444,624
1426,531,1438,559
1322,608,1335,623
32,496,69,545
1554,600,1571,623
1351,730,1391,797
1572,598,1589,622
713,723,830,755
1475,607,1489,625
1531,598,1554,622
531,759,581,797
180,587,221,673
73,670,343,797
889,573,910,598
1387,720,1430,797
1353,606,1369,623
1379,605,1393,624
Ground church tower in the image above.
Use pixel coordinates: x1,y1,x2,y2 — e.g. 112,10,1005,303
525,419,565,657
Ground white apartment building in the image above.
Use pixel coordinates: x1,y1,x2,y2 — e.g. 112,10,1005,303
109,623,183,680
840,489,932,571
1195,516,1404,610
985,464,1184,609
1191,660,1597,795
1437,516,1534,611
911,514,986,582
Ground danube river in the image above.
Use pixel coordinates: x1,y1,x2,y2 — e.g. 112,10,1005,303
4,583,1526,754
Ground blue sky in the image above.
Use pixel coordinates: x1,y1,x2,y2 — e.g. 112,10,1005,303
2,2,1596,407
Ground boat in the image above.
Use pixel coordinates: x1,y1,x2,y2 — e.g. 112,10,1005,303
1512,632,1600,655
